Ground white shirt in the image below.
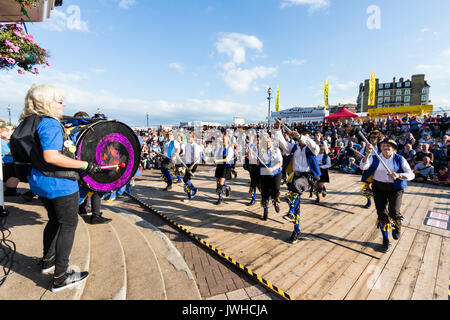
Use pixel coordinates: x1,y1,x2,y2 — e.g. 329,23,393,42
316,153,331,169
275,130,320,172
184,142,202,165
259,148,283,176
214,146,235,165
247,142,259,165
360,153,415,183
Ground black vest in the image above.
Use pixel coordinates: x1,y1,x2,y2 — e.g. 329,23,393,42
10,115,80,181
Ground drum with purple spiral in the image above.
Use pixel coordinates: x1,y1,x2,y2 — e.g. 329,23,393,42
75,120,141,192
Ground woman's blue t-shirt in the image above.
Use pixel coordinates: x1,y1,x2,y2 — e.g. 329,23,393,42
1,139,13,163
28,118,79,199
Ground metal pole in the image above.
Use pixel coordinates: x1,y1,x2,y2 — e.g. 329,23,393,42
267,91,272,128
146,113,149,128
7,105,11,125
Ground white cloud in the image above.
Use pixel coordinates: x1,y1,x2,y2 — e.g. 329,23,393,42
215,33,263,70
119,0,136,9
281,0,330,12
443,47,450,56
421,28,430,33
283,59,306,66
168,62,184,72
223,66,277,93
40,7,89,32
416,64,442,70
215,33,276,93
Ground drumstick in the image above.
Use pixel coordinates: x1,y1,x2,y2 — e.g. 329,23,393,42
356,129,393,174
100,163,126,169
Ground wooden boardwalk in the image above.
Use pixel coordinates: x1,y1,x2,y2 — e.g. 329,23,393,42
130,166,450,300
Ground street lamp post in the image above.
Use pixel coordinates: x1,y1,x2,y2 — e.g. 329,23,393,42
7,105,11,126
267,88,273,128
146,112,149,128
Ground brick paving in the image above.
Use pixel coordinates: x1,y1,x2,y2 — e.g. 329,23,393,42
111,196,281,300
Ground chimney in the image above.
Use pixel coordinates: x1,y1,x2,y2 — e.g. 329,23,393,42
393,77,396,84
400,77,404,82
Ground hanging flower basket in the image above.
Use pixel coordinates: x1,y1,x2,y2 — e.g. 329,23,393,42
0,23,50,74
14,0,43,8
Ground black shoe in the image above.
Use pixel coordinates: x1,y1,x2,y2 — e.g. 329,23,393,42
162,185,172,191
381,240,391,253
315,198,320,204
283,212,295,222
274,204,280,214
392,227,401,240
290,231,300,243
247,199,256,206
225,187,230,197
52,269,89,293
215,198,224,205
40,256,56,274
364,199,371,209
21,190,35,202
263,209,268,221
190,188,197,199
90,214,112,225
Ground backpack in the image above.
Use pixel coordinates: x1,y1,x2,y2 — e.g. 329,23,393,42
9,115,43,182
10,115,79,181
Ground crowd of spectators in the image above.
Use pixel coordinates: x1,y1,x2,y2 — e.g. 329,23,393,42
135,113,450,187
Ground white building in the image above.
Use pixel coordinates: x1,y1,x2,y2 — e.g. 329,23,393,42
233,117,245,126
271,107,329,123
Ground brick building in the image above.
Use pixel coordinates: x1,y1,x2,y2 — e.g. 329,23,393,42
357,74,431,112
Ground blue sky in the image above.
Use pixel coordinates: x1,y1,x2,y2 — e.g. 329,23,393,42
1,0,450,126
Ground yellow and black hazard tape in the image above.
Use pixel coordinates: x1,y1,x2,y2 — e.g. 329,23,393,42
125,192,295,301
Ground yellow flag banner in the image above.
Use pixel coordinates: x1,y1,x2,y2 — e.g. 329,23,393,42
275,85,280,113
324,79,329,110
368,72,376,106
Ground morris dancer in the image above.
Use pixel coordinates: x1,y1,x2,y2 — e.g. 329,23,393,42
315,144,331,204
214,135,234,205
357,130,382,209
174,134,185,184
246,133,260,206
259,134,283,220
182,132,201,202
161,131,178,191
274,120,321,243
360,138,414,253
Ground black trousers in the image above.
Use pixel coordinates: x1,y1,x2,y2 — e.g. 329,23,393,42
372,180,404,223
183,164,198,183
260,173,281,201
40,192,79,276
249,164,260,190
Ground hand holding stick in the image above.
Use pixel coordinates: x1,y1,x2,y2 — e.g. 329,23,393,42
357,129,393,174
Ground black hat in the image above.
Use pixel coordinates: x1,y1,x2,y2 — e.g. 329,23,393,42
378,138,398,150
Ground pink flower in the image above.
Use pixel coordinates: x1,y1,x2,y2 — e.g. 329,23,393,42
33,68,38,73
5,40,14,47
6,57,16,64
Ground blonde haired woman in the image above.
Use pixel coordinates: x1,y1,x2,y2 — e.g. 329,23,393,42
17,85,100,292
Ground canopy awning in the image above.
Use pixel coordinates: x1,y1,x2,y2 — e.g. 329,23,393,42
324,107,359,122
